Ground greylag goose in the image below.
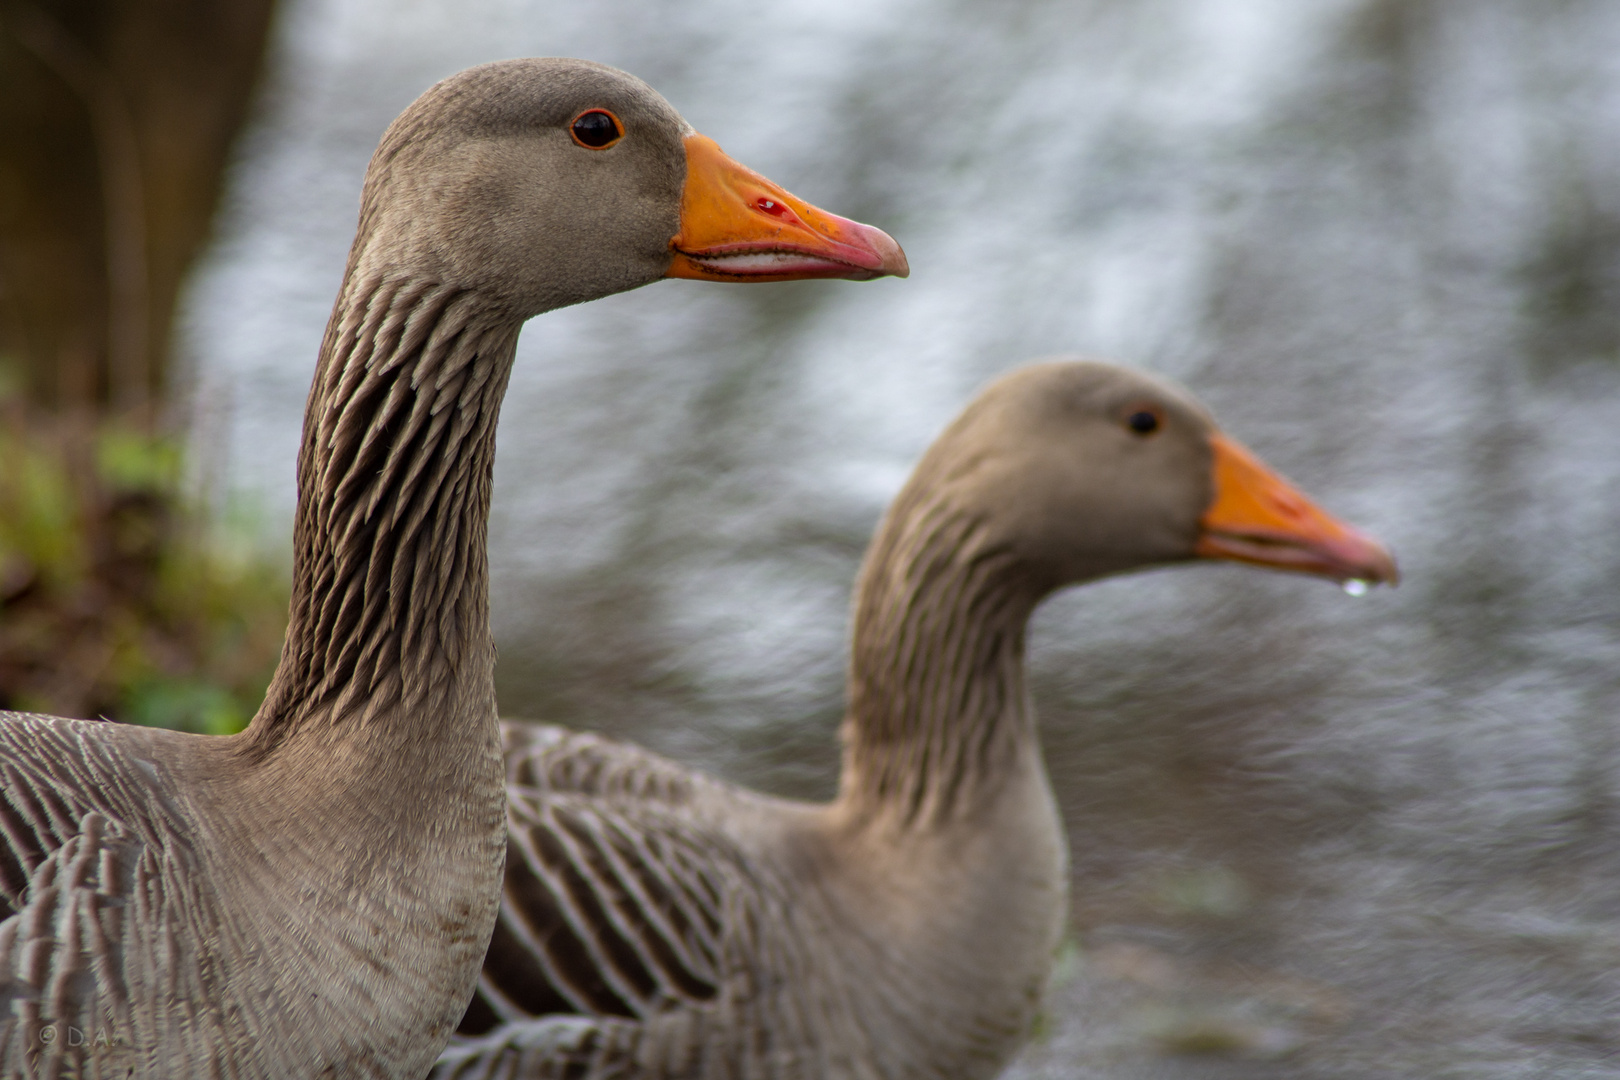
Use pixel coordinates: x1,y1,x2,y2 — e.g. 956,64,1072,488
0,58,905,1078
437,359,1397,1080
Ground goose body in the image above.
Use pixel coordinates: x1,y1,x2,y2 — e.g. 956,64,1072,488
0,58,904,1078
439,360,1398,1080
444,719,1066,1079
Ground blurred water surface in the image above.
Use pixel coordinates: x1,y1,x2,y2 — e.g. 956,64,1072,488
181,0,1620,1074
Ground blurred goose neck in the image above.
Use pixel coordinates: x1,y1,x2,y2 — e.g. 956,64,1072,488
243,270,519,760
838,485,1041,826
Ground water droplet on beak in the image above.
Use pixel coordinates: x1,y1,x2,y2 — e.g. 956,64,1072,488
1342,579,1369,597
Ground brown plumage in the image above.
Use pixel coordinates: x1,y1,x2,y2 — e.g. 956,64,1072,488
0,57,904,1078
440,359,1397,1080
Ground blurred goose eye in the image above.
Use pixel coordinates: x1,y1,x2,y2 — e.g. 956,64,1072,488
570,109,624,149
1125,409,1161,436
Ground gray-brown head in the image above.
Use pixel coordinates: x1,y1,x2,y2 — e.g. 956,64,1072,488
896,359,1397,594
347,57,908,317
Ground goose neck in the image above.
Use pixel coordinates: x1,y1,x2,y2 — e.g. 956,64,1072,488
837,488,1042,827
241,271,520,761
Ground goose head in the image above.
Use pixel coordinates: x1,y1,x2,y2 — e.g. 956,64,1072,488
347,57,908,316
916,360,1398,592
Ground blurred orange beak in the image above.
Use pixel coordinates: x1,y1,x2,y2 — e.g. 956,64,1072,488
668,134,910,282
1196,434,1398,587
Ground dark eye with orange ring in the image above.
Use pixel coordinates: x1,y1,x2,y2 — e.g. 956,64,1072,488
1125,409,1161,435
570,109,623,149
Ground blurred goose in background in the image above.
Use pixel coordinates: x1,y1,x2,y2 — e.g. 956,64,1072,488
0,57,905,1078
438,359,1397,1080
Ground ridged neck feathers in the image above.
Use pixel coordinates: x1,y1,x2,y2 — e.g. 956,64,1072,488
838,478,1042,828
243,272,518,760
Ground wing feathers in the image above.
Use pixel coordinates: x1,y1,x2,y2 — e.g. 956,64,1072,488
451,726,767,1078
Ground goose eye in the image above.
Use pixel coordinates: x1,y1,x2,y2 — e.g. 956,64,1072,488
570,109,623,149
1125,410,1161,436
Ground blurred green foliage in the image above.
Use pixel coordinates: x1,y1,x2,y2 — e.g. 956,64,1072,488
0,376,286,733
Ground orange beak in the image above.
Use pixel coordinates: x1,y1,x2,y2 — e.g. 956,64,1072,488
667,134,910,282
1196,434,1399,587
